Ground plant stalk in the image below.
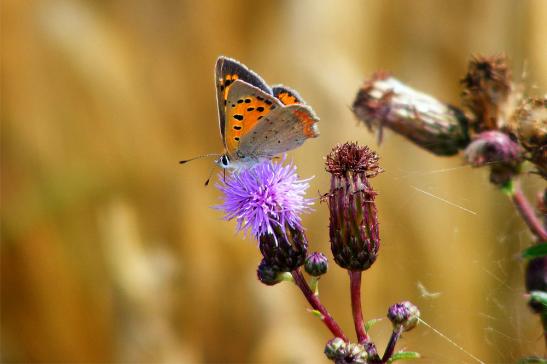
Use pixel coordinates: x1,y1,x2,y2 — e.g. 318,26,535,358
510,181,547,242
291,269,348,342
381,326,403,363
349,270,369,343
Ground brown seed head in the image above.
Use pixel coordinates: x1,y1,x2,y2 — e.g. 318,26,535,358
461,54,513,130
325,142,383,178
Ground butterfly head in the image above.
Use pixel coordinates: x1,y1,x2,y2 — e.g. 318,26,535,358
215,154,231,169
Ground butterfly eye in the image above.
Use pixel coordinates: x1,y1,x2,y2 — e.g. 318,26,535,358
221,155,230,167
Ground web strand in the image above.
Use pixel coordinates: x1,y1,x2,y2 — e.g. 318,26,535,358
419,318,485,364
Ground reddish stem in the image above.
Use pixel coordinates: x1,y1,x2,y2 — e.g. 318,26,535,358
291,269,348,342
349,270,369,343
511,182,547,242
381,326,403,363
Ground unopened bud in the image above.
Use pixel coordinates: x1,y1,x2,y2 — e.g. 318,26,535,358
305,252,328,277
387,301,420,332
256,259,282,286
324,337,347,360
464,130,523,186
259,222,308,272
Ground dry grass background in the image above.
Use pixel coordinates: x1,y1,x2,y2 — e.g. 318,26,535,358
2,0,546,363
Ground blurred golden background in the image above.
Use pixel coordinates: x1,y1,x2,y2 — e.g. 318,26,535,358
2,0,546,362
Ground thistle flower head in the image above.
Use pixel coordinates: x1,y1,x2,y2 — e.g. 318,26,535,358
216,159,313,239
326,142,383,178
325,143,382,271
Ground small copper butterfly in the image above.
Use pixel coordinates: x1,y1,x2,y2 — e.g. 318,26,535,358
213,56,320,169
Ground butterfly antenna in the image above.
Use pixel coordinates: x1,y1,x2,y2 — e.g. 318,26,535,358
179,153,220,165
204,164,217,187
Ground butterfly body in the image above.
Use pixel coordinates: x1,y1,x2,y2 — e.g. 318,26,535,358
215,57,319,170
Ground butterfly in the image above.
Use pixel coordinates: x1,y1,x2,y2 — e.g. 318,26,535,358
212,56,320,169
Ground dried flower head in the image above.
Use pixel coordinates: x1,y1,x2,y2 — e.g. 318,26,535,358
325,143,381,271
353,72,469,156
513,97,547,179
216,159,313,239
461,54,513,130
326,142,383,178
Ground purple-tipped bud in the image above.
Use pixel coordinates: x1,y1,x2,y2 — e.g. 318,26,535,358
259,223,308,272
387,301,420,332
464,130,523,186
325,143,382,271
324,337,347,360
362,341,380,362
461,54,513,130
525,256,547,314
256,259,282,286
305,252,328,277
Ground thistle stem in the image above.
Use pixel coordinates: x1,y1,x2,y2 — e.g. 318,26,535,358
349,270,369,343
291,269,348,342
381,326,403,363
509,181,547,242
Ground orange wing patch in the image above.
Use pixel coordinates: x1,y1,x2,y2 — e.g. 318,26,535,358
293,109,319,138
218,74,240,103
277,91,299,105
225,95,278,154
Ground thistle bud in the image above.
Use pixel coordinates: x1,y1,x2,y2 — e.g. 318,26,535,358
305,252,328,277
256,259,282,286
387,301,420,332
353,72,469,156
325,143,382,271
345,343,368,364
464,130,523,186
324,338,368,364
324,337,347,360
461,54,514,130
525,256,547,314
362,341,380,362
259,223,308,272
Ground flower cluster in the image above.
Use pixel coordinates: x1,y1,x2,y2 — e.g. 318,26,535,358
214,145,419,363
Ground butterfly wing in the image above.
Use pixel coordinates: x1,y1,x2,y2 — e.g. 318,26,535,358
272,84,306,105
224,79,283,157
238,104,319,159
215,57,272,147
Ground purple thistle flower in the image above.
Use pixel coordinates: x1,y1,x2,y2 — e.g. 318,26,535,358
216,158,313,239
